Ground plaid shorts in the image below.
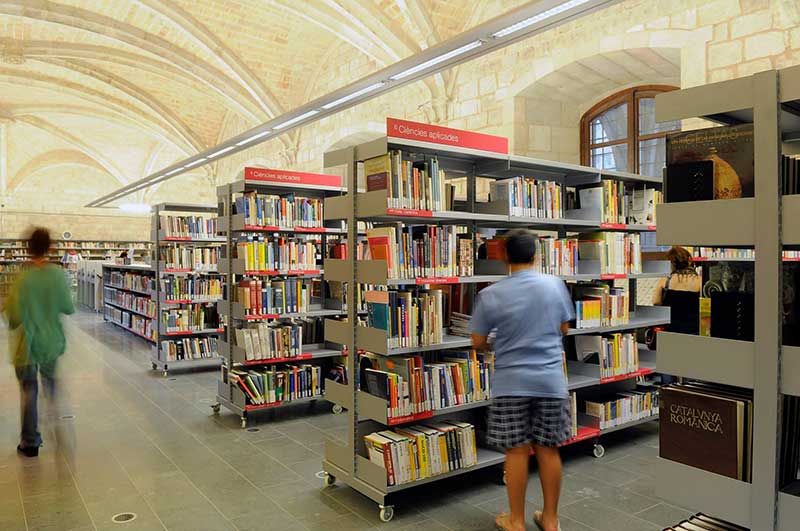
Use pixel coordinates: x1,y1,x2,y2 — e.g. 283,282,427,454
487,397,572,449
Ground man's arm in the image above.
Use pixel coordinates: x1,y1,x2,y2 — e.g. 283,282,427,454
560,321,569,336
469,291,494,351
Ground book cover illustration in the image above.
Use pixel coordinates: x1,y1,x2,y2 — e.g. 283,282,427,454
666,124,754,199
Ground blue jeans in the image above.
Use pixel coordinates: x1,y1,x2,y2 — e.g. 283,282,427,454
15,362,57,448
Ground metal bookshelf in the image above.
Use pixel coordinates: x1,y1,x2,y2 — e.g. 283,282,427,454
149,203,225,376
102,262,156,343
319,120,669,521
654,64,800,531
212,169,350,427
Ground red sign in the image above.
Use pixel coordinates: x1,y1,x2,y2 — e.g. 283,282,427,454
416,277,458,285
244,353,313,365
386,208,433,218
600,273,626,280
647,225,657,231
387,118,509,154
244,167,342,188
388,411,434,426
600,223,625,230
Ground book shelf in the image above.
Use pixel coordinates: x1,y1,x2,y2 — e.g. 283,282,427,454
77,260,104,311
319,118,669,522
654,65,800,530
150,203,225,375
0,238,150,261
102,262,156,343
212,168,350,427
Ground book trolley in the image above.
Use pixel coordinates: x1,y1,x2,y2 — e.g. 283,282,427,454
320,118,670,522
150,203,226,375
102,262,156,343
212,168,350,427
654,65,800,530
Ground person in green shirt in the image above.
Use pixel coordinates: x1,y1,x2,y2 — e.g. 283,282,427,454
4,228,74,457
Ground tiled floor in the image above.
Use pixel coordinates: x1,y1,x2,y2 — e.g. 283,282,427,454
0,310,694,530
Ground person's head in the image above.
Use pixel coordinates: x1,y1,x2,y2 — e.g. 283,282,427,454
504,229,537,265
667,246,693,272
28,227,51,259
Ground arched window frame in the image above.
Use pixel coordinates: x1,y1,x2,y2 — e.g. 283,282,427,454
580,85,679,174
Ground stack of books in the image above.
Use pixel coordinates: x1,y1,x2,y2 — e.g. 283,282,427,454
659,383,753,482
366,226,473,279
363,421,478,486
489,176,563,218
235,192,324,228
161,303,220,333
665,513,748,531
235,236,317,272
234,322,303,360
574,333,639,378
161,337,217,361
578,232,641,275
160,276,222,302
573,284,629,329
579,182,662,225
364,289,444,348
160,246,219,270
236,277,317,315
231,365,323,405
364,151,448,211
537,237,578,276
449,312,471,338
161,215,218,239
362,351,492,418
584,386,658,429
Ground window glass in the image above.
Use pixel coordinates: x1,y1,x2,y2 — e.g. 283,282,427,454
638,137,667,178
590,103,628,144
638,98,679,136
590,144,629,172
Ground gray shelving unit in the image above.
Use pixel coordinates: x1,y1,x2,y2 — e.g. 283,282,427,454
102,262,156,343
150,203,225,376
654,64,800,530
319,127,669,522
212,171,350,427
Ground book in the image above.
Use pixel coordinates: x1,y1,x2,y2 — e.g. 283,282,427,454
364,153,391,193
161,337,217,361
160,215,218,239
699,297,711,337
160,275,222,302
234,192,324,228
665,160,715,203
490,176,563,218
364,289,445,348
577,232,641,275
666,124,755,199
235,236,318,272
161,303,220,333
537,237,578,276
659,383,753,481
583,386,657,429
710,291,754,341
574,333,638,378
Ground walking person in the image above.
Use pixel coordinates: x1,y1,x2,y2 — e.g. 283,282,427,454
471,229,573,531
5,227,75,457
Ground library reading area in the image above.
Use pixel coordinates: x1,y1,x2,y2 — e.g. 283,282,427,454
1,1,799,530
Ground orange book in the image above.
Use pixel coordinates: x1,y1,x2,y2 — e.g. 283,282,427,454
367,227,396,277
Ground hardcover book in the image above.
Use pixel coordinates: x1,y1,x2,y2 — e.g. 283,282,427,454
665,161,714,203
666,124,754,199
364,153,391,192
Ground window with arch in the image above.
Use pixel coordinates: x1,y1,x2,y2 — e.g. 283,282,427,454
580,85,680,177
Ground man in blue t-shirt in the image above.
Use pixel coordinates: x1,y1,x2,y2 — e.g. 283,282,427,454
471,229,574,531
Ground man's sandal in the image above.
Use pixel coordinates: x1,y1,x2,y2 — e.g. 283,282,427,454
495,513,525,531
533,510,562,531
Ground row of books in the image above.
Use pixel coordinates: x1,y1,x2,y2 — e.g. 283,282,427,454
236,278,310,315
687,246,800,261
161,337,218,362
573,284,629,329
235,192,324,228
103,287,156,318
366,226,473,279
449,312,470,338
574,333,638,378
537,237,578,276
578,232,641,275
363,421,477,486
159,246,219,270
234,322,303,361
235,236,317,272
161,215,219,239
659,382,753,482
160,276,222,302
231,365,323,405
665,513,748,531
105,306,156,340
579,183,661,225
584,386,658,429
490,177,563,218
365,151,448,211
161,303,220,333
365,289,444,348
106,271,151,293
361,351,492,418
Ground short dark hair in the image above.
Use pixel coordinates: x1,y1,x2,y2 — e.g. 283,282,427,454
505,229,537,264
28,227,51,258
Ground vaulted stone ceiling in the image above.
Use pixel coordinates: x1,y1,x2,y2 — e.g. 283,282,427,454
0,0,527,207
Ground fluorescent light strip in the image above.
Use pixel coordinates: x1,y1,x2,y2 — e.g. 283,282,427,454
491,0,591,38
235,130,271,146
321,82,386,110
208,146,236,158
390,40,483,81
165,167,184,176
184,158,207,168
273,110,320,130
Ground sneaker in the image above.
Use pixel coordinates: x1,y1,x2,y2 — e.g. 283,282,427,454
17,445,39,457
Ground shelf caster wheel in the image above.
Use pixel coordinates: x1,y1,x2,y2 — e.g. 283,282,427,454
378,505,394,522
332,404,343,415
323,473,336,487
240,417,247,429
211,403,220,415
592,444,605,459
163,370,168,378
151,363,157,370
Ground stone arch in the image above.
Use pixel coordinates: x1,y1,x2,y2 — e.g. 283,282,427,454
7,149,110,194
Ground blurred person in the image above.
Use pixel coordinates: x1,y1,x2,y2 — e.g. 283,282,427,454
471,229,573,531
4,227,74,457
